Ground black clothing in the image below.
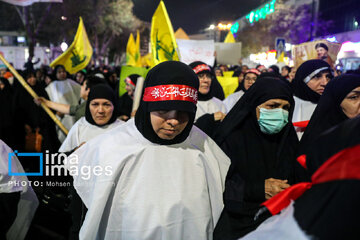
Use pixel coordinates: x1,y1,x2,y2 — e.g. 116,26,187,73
300,74,360,154
85,84,118,127
292,59,331,103
0,78,16,149
294,116,360,240
135,61,198,145
213,77,302,239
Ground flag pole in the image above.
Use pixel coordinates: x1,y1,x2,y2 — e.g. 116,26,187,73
0,54,69,135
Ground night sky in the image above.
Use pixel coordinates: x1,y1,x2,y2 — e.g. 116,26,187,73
133,0,263,34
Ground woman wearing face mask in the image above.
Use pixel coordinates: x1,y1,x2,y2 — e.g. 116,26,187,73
59,84,123,153
299,74,360,159
213,77,303,240
65,61,230,240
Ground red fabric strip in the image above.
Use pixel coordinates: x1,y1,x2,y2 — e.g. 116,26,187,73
142,85,198,104
192,64,211,74
125,77,136,87
297,154,307,169
262,144,360,215
293,120,310,128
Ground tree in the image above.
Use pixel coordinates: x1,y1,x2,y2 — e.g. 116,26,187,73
236,2,332,57
0,0,141,64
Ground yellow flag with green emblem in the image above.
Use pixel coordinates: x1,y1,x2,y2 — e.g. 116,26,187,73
126,33,137,66
150,1,180,65
50,17,92,74
135,30,142,67
224,31,236,43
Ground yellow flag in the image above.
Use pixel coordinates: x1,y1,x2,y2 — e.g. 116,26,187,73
277,51,285,63
50,17,92,74
135,30,142,67
126,33,137,66
224,31,235,43
150,1,180,65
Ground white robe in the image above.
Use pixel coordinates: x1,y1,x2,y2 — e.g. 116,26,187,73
223,91,244,112
45,79,81,142
58,117,123,152
0,140,39,240
195,97,227,121
65,119,230,240
292,96,317,139
240,202,310,240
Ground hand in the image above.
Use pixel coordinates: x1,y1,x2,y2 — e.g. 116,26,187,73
56,111,65,118
34,97,47,106
265,178,290,199
214,111,226,122
118,115,129,121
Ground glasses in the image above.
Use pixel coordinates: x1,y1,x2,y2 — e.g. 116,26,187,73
245,77,257,82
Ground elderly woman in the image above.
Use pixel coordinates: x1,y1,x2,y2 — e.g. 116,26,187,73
59,84,123,153
65,61,230,240
213,76,303,240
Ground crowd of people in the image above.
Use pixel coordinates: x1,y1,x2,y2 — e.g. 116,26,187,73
0,55,360,240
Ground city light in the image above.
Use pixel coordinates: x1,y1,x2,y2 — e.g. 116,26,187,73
246,0,276,24
209,24,215,30
60,41,68,52
217,22,232,30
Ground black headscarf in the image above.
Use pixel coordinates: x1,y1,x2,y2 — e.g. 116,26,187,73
52,64,68,81
189,61,224,101
213,77,301,239
293,116,360,239
135,61,199,145
85,84,118,126
300,74,360,154
292,59,331,103
234,68,261,92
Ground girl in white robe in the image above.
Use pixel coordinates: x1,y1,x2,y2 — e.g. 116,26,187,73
65,61,230,240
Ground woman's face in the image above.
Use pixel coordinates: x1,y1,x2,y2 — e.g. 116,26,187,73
27,74,37,87
340,86,360,119
281,67,289,77
89,98,114,125
288,68,296,81
0,81,5,90
150,110,189,140
244,73,257,90
198,72,212,94
256,98,291,120
56,67,67,80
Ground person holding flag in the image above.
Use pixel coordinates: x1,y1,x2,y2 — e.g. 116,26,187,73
47,17,93,142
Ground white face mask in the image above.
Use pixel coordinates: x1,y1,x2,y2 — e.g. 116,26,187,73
257,108,289,134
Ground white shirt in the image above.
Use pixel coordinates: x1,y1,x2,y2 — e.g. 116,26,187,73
223,91,245,112
45,79,81,142
196,97,227,121
240,202,310,240
65,119,230,240
59,117,123,152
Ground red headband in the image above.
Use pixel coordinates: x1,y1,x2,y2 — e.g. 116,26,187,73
245,68,261,76
193,64,211,74
143,84,198,104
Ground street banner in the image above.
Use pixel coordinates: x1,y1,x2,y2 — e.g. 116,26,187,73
176,39,215,66
50,17,93,74
292,40,341,69
0,0,62,6
215,42,242,65
150,1,180,65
